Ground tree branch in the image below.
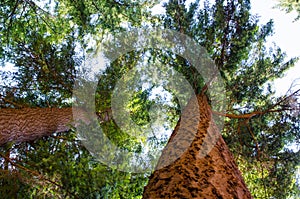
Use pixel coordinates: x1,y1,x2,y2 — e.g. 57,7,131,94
0,152,75,196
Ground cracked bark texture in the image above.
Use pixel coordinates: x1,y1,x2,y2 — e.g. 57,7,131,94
142,95,252,199
0,107,73,146
0,106,113,146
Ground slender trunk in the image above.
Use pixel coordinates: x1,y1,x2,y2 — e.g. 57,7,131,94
142,95,252,199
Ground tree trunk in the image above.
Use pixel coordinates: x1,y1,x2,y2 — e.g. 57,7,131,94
0,107,74,146
0,96,252,198
0,107,108,146
142,95,252,199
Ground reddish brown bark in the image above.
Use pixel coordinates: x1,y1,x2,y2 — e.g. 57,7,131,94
0,107,74,146
142,95,252,198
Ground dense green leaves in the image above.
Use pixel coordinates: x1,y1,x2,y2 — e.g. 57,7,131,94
0,131,149,198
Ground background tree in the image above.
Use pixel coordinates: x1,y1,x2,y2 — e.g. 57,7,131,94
0,0,153,198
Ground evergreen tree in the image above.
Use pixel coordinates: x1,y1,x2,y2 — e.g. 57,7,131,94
0,0,299,198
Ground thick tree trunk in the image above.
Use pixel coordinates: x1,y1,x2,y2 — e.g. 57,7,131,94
142,95,252,199
0,107,74,146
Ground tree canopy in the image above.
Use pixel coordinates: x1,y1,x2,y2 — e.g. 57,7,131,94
0,0,299,198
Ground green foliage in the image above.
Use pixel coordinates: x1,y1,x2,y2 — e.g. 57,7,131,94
275,0,300,20
0,131,149,198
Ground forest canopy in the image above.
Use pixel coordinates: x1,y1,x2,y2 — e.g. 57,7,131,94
0,0,299,198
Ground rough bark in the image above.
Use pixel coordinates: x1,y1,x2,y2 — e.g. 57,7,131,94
0,107,73,146
142,95,252,199
0,107,110,146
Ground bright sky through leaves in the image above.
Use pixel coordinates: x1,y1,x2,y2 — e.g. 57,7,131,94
251,0,300,96
151,0,300,96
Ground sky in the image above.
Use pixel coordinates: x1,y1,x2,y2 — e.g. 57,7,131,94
251,0,300,96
